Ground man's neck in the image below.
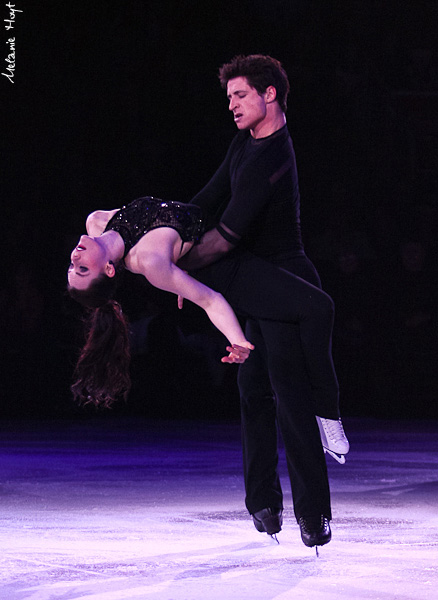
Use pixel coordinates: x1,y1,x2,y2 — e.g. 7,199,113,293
251,111,286,139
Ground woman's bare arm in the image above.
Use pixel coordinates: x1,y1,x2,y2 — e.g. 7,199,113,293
140,252,253,362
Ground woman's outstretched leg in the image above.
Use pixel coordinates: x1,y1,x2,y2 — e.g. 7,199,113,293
195,250,339,414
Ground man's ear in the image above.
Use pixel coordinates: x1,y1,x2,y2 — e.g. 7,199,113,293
265,85,277,104
105,261,116,278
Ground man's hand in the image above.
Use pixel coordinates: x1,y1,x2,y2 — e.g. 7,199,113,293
221,342,254,364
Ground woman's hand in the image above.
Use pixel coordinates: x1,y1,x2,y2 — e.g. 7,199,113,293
221,342,254,364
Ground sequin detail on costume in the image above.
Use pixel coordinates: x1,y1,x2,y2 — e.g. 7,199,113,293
104,196,205,257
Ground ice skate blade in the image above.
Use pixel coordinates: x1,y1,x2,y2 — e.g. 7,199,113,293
324,447,346,464
270,534,280,544
316,546,319,558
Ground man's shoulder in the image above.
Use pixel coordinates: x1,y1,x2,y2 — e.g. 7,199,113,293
249,127,294,167
266,124,292,146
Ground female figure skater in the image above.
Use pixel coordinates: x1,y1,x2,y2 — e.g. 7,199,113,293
67,196,254,406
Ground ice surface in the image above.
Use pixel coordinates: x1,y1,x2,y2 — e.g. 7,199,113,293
0,417,437,599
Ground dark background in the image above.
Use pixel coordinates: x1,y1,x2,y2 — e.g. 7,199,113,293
2,0,438,420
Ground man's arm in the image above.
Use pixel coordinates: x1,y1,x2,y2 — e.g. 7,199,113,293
190,135,246,217
177,223,241,270
181,155,276,271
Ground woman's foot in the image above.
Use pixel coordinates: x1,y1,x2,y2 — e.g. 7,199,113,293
316,416,350,463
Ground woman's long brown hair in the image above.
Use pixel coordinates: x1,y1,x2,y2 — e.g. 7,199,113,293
68,272,130,408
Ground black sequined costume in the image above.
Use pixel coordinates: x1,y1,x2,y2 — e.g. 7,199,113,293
104,196,205,257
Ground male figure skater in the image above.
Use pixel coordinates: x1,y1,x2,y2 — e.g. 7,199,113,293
179,54,349,549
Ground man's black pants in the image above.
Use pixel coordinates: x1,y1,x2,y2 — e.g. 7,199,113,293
195,250,338,521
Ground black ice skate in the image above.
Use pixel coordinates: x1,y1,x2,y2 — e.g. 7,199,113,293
299,515,331,556
252,508,283,543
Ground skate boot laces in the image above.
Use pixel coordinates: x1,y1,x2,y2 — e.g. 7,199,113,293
318,417,350,454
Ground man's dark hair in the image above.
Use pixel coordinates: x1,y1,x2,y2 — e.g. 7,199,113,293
219,54,290,112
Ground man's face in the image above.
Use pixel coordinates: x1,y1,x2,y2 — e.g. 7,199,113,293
226,77,268,135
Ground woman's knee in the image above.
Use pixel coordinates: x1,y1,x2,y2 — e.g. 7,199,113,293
315,290,335,322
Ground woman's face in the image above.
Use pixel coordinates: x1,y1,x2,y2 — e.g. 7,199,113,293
67,235,108,290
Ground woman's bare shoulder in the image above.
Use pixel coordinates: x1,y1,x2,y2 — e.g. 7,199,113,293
86,209,119,235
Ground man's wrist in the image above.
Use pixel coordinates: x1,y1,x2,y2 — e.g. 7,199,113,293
216,223,241,245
